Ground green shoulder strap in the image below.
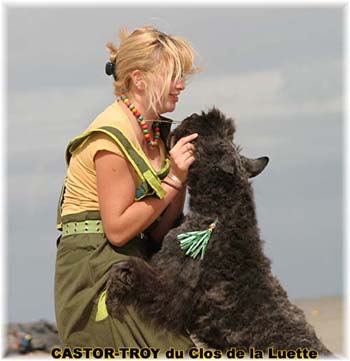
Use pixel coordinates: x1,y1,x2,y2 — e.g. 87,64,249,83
56,125,168,230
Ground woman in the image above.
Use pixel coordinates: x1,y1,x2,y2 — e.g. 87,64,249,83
54,26,200,351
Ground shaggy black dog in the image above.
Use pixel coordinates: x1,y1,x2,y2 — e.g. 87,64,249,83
106,108,332,356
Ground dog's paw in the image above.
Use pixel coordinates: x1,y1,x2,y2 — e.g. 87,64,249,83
105,261,137,318
105,294,123,319
107,261,137,296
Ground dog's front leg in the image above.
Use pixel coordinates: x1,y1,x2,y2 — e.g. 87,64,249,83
105,258,164,319
105,257,194,333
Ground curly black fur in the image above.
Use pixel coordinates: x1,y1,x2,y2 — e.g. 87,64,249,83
106,108,332,356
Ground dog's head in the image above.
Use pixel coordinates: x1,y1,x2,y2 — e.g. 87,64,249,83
171,108,269,193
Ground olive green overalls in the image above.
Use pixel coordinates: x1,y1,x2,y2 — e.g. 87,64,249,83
54,124,195,351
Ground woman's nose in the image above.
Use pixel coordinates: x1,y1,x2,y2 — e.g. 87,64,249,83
175,78,185,91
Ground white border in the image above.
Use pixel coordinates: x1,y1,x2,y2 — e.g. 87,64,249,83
0,1,347,359
1,1,7,359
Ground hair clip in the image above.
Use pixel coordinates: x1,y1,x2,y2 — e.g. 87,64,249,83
105,62,117,80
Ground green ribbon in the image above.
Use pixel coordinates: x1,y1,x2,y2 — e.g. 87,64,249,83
177,219,218,260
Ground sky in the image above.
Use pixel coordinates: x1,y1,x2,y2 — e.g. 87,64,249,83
5,6,343,323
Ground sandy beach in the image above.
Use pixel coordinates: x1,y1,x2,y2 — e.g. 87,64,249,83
7,295,344,358
293,295,344,357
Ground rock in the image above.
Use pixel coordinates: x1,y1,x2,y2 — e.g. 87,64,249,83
6,320,62,355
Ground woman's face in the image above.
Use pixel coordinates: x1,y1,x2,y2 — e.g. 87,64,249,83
157,76,186,114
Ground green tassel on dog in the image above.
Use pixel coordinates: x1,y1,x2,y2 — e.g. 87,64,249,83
177,219,218,260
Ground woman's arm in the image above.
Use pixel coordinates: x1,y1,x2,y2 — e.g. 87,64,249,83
95,151,180,246
147,186,186,242
95,133,197,247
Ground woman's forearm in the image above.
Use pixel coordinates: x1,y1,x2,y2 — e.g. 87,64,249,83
106,182,181,246
147,186,187,242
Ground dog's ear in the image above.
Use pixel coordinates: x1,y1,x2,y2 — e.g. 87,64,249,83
241,155,269,178
216,156,235,175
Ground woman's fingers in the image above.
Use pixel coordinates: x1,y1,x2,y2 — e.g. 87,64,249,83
170,136,197,159
176,151,196,166
178,143,195,155
171,133,198,152
170,145,196,168
184,155,196,167
168,133,198,184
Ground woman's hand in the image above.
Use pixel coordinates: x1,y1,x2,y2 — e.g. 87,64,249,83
168,133,198,184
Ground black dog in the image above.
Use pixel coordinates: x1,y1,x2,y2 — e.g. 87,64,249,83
106,108,332,356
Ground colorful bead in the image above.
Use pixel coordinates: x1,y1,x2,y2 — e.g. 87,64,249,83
121,95,161,148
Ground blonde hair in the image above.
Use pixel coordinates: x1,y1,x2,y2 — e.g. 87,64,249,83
106,26,200,113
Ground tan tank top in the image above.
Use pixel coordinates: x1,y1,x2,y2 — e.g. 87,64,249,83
61,100,167,216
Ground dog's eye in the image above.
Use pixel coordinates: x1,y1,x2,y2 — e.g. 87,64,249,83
213,166,220,172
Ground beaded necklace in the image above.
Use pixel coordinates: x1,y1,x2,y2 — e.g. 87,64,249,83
121,95,161,148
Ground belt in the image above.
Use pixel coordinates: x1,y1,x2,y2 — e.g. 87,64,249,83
61,219,146,240
62,220,104,236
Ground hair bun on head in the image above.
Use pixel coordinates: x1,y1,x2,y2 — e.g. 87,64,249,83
105,61,116,77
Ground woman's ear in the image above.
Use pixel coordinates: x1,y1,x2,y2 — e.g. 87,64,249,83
130,69,144,90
